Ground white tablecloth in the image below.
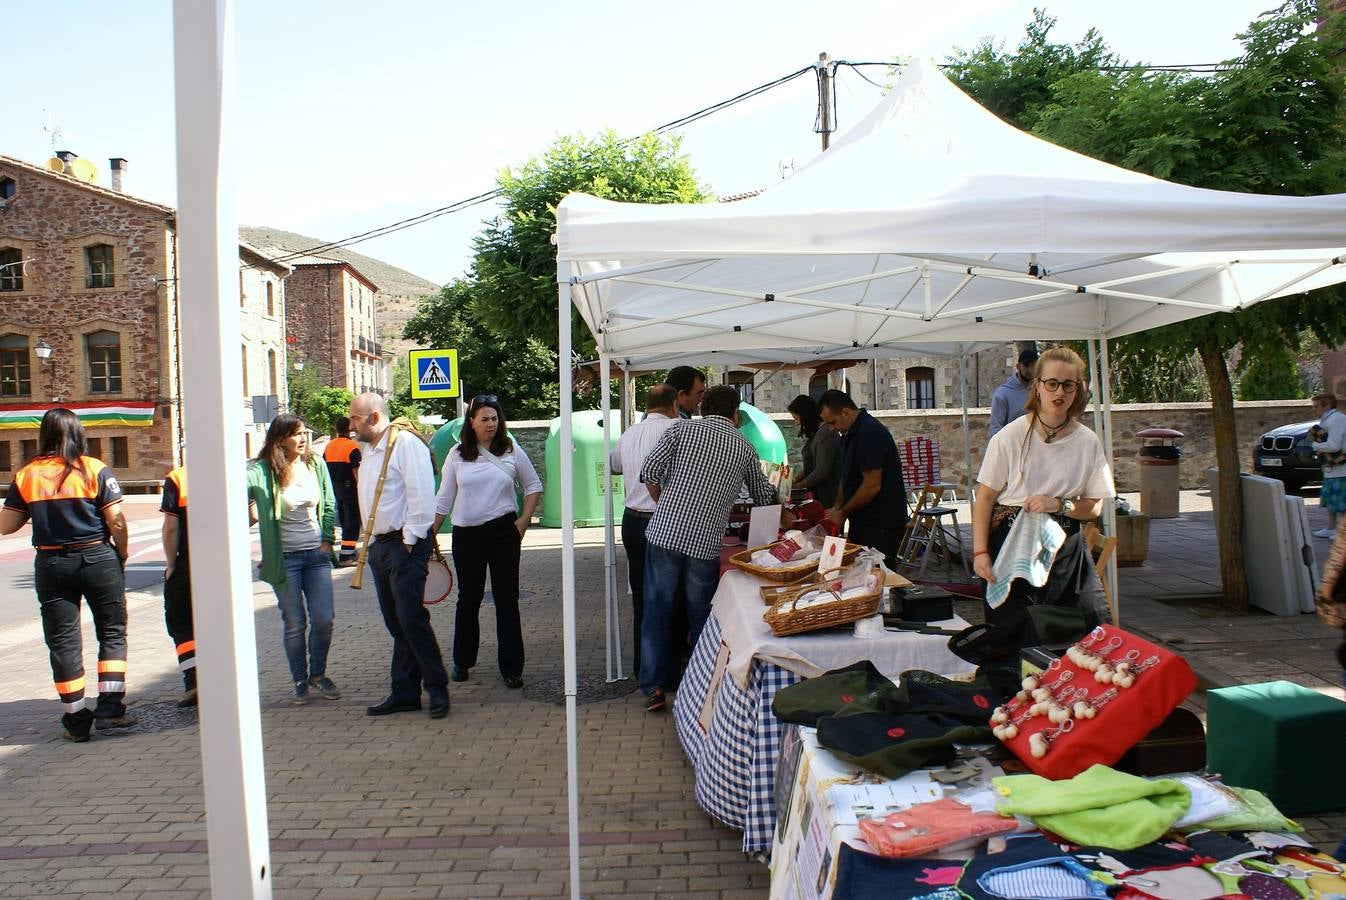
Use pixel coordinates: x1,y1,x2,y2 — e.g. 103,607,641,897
713,570,971,689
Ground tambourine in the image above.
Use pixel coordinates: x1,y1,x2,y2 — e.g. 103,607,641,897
424,545,453,606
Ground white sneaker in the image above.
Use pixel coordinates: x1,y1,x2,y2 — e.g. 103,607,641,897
1314,528,1337,539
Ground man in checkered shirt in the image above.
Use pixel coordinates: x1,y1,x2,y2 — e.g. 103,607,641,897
638,385,777,712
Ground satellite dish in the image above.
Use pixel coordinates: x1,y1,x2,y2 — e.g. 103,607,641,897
69,158,98,183
45,157,66,173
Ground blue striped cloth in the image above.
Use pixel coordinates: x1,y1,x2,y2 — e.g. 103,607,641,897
985,511,1066,609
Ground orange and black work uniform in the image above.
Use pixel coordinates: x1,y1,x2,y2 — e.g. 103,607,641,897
160,467,195,690
324,436,362,561
4,455,128,725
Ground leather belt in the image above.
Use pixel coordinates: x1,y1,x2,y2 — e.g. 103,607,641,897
624,508,654,518
374,530,403,544
37,538,107,553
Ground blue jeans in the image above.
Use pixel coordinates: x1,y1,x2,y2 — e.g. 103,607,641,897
272,547,335,684
639,542,719,694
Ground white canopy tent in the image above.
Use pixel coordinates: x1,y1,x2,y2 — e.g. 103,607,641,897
552,59,1346,897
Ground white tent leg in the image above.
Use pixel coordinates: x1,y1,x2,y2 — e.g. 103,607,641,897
601,354,623,682
959,350,973,518
558,272,582,899
1099,337,1120,618
1087,338,1103,443
171,2,272,895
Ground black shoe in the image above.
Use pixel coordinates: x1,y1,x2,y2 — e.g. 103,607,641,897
366,695,422,716
177,688,199,708
95,712,137,730
645,688,667,713
427,691,451,719
451,666,470,682
62,712,93,743
503,675,523,690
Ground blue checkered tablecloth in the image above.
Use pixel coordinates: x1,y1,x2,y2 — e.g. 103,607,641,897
674,613,804,855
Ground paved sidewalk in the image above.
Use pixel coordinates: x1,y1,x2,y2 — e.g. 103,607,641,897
0,489,1343,896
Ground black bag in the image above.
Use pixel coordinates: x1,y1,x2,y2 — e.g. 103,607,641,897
890,585,953,622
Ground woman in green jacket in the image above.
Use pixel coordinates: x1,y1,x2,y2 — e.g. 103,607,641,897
247,413,340,705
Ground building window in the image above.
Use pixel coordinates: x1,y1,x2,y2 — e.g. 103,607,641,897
0,247,23,292
0,177,15,200
265,281,275,316
85,244,115,288
111,436,128,468
905,367,935,409
241,345,249,395
20,439,37,464
86,437,103,460
267,349,277,394
0,333,30,397
87,330,123,393
0,440,10,471
727,370,755,405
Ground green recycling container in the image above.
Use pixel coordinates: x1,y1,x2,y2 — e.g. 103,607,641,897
428,417,517,534
540,411,623,527
737,402,786,465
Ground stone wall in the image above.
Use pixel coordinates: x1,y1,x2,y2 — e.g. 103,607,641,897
506,399,1318,494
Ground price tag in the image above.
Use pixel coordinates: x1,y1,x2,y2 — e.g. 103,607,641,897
818,535,847,574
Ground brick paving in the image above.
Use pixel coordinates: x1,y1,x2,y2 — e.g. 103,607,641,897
0,490,1343,895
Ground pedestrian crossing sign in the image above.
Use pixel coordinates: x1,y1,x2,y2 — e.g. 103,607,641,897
408,349,459,399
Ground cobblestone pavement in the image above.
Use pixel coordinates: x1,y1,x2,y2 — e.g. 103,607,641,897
0,490,1342,896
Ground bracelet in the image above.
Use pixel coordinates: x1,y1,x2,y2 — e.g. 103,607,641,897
973,550,990,559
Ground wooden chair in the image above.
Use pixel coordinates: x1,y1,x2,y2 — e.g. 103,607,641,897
898,484,941,562
1082,522,1119,625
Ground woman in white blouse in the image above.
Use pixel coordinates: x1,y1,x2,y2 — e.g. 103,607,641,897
432,395,543,689
971,346,1115,631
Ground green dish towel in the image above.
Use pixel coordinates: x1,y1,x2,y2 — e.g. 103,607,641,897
993,764,1191,850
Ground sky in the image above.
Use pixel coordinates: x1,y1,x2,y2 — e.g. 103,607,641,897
5,0,1279,286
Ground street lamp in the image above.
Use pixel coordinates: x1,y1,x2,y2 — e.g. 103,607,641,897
293,360,304,372
35,340,52,360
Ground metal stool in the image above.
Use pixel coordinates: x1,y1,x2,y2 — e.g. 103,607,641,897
903,505,971,580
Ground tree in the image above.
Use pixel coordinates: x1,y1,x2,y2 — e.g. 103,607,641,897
949,0,1346,611
1237,343,1305,401
405,131,712,417
287,350,324,421
304,387,354,437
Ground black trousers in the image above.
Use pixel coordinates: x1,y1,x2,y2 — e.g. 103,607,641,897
369,534,449,699
35,543,128,718
620,509,653,676
163,557,196,687
450,513,524,678
333,482,361,558
847,519,901,571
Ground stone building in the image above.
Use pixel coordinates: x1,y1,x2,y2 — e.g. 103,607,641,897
0,152,290,486
277,253,389,395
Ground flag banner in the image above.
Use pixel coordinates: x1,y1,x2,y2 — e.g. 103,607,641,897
0,400,156,430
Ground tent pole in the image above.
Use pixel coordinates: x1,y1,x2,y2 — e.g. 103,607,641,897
558,268,582,899
1099,336,1120,618
959,349,973,518
1087,338,1103,445
601,354,623,682
172,2,272,896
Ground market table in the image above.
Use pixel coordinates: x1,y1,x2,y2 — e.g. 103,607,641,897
672,569,973,856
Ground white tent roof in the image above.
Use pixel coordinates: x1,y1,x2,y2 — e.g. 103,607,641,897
557,59,1346,352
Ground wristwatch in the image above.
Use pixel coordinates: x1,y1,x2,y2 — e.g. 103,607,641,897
1058,497,1075,515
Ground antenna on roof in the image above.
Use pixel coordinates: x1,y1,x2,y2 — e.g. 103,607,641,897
43,107,63,152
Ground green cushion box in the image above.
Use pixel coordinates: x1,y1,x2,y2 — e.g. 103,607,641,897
1206,680,1346,816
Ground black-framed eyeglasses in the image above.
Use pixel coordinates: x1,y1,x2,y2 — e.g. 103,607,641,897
1039,379,1080,394
470,394,498,409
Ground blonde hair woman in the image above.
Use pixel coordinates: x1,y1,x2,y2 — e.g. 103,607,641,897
971,346,1116,631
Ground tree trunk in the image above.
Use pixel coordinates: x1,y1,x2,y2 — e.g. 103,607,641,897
1199,336,1249,613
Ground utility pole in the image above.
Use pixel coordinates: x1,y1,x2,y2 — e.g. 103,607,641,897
817,52,834,151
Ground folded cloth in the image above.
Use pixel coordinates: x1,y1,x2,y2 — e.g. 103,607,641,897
986,511,1066,609
993,764,1191,850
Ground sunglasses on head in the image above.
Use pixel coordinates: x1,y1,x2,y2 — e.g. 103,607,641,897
470,394,498,409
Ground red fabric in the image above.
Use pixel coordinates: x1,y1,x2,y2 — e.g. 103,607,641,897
899,436,940,488
997,625,1197,780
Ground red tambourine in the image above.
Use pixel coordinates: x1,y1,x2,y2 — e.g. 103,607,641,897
424,546,453,606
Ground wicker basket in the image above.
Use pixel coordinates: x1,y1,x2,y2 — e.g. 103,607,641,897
730,540,864,583
762,570,884,637
759,576,822,605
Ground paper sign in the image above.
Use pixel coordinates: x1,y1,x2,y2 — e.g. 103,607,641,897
818,535,846,574
748,504,782,550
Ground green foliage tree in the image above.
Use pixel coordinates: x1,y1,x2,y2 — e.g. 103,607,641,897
405,131,711,417
286,351,324,421
303,387,354,438
1237,344,1306,401
949,0,1346,611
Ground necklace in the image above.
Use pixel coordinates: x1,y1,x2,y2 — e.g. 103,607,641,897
1038,416,1069,443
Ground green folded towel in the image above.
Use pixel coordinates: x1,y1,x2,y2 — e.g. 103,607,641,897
993,764,1191,850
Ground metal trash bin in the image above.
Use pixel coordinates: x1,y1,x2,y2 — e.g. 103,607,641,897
1137,428,1183,518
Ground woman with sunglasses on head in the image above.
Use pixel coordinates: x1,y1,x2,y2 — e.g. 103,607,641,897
971,346,1115,635
247,413,341,706
432,395,543,689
